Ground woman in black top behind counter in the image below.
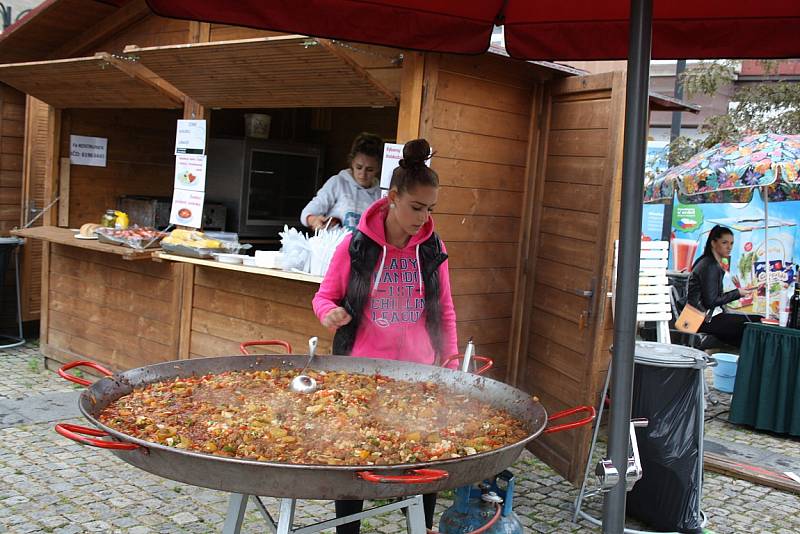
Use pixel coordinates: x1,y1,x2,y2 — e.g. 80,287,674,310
687,225,761,348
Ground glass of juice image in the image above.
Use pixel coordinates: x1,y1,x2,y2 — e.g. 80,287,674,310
671,238,698,272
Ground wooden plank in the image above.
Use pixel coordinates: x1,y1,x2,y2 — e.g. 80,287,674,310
157,254,322,284
1,118,25,138
704,452,800,495
540,207,600,241
537,233,597,268
438,53,546,89
57,158,69,227
436,186,521,217
531,284,589,325
455,318,511,346
452,293,513,321
445,242,518,269
317,39,397,104
178,263,195,360
549,99,611,130
432,100,529,141
13,226,159,260
542,182,603,214
209,25,286,42
550,72,616,96
529,309,590,355
548,129,610,158
545,156,608,186
53,0,154,58
535,258,593,294
449,268,515,296
395,51,424,143
432,158,525,192
523,359,582,408
194,266,320,306
53,243,176,280
528,333,588,379
435,71,531,114
49,290,173,346
434,214,520,243
429,128,529,167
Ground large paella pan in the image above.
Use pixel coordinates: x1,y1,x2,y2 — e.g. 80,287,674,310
56,352,593,500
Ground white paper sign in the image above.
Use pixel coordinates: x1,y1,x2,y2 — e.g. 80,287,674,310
380,143,403,190
70,135,107,167
174,154,207,191
169,189,205,228
379,143,432,191
174,119,206,155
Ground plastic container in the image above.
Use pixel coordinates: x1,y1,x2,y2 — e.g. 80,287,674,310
712,352,739,393
244,113,271,139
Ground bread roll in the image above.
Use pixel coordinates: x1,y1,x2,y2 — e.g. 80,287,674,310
80,223,100,236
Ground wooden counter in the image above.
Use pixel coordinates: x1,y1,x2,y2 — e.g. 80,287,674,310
13,226,183,372
155,252,323,284
12,226,159,260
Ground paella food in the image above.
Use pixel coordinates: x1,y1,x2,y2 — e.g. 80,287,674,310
98,369,529,466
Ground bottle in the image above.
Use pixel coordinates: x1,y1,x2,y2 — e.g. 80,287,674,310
788,282,800,329
114,210,129,229
100,209,116,228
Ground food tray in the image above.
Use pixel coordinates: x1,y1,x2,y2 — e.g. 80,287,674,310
160,242,216,259
96,230,166,250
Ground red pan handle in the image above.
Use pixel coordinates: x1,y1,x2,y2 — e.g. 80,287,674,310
440,355,493,375
55,423,140,450
544,405,597,434
57,360,113,387
239,339,293,355
358,469,449,484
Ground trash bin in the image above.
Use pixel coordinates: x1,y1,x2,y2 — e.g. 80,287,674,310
0,236,25,348
626,341,706,534
711,353,738,393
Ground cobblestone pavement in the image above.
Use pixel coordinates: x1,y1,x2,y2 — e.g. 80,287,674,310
2,342,800,533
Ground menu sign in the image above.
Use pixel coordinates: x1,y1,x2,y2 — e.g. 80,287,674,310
169,189,205,228
174,120,206,155
173,154,207,191
380,142,432,194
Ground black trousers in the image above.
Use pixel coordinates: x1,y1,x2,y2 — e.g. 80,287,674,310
335,494,437,534
699,312,761,348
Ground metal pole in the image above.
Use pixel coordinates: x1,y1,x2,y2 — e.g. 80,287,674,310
602,0,653,532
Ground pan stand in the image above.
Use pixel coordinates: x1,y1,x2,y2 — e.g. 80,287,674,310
223,493,427,534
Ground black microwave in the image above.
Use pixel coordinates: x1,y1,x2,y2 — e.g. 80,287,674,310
205,138,324,239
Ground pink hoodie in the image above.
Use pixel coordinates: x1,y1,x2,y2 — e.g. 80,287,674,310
313,197,458,364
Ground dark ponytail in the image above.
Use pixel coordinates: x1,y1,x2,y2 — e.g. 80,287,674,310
692,224,733,268
390,138,438,193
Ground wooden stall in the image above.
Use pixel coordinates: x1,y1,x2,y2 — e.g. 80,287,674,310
0,0,695,483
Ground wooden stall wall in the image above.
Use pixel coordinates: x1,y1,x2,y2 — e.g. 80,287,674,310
187,268,332,358
19,97,50,321
44,244,182,370
516,72,626,483
416,53,548,377
0,84,25,327
58,109,180,228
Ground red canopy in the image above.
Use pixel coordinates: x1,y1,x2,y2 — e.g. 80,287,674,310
145,0,800,59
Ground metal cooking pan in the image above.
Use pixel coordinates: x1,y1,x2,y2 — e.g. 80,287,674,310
56,354,593,500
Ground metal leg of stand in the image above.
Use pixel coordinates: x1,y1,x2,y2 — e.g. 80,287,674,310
405,494,427,534
223,494,249,534
276,499,297,534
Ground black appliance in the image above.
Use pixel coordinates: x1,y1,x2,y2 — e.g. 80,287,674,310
205,138,324,238
118,195,227,231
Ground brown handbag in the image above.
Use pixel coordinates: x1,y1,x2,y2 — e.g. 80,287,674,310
675,303,707,334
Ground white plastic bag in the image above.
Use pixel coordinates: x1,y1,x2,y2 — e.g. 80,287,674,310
279,225,311,273
308,226,349,276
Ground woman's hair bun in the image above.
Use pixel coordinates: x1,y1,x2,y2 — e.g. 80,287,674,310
399,138,431,169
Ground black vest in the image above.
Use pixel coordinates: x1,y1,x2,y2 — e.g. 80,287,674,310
332,230,448,356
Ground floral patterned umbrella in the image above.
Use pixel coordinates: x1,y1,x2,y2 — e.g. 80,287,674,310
644,133,800,319
644,133,800,204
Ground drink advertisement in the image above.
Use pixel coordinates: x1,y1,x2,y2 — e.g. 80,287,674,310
668,194,800,319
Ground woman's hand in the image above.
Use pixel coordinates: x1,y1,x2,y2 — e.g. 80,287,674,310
738,287,753,298
322,307,352,331
306,215,342,231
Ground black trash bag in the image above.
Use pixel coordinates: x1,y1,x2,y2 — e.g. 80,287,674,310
626,364,703,533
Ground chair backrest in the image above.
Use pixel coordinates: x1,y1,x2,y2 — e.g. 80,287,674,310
613,240,672,342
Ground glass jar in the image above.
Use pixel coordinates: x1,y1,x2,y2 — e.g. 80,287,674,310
100,209,116,228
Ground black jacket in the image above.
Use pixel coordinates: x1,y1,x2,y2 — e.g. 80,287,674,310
332,229,449,357
687,255,740,313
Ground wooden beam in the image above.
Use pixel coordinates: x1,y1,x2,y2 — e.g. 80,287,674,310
100,53,185,107
51,0,152,59
317,39,398,105
507,84,549,387
189,21,211,44
704,452,800,495
396,51,425,143
40,106,60,346
177,263,195,360
57,157,69,227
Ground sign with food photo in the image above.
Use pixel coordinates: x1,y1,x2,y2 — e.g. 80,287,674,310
174,154,207,191
169,189,205,228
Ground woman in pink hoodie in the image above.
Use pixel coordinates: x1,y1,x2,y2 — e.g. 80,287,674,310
312,138,458,533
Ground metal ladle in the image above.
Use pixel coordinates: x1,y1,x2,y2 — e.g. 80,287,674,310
290,337,318,393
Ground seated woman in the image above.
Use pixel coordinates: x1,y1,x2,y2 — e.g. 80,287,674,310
687,224,761,348
301,132,383,232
